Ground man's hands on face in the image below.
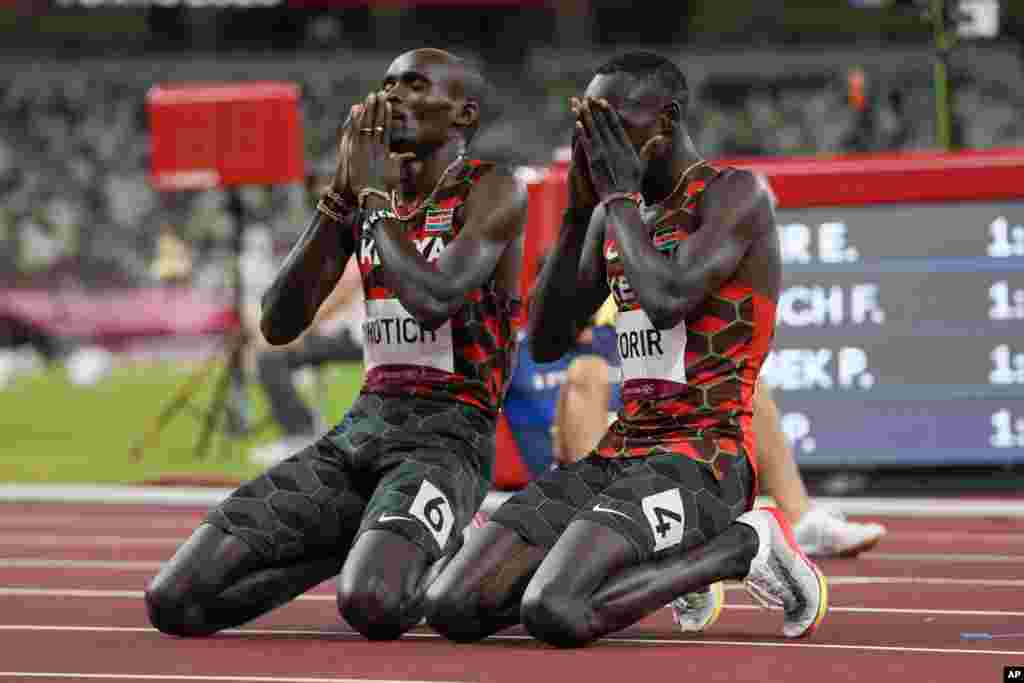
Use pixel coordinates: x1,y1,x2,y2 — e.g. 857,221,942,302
330,104,359,202
571,97,657,202
566,98,599,218
343,92,416,200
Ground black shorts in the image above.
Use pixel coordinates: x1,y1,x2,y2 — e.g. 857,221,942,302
490,449,753,561
205,393,494,564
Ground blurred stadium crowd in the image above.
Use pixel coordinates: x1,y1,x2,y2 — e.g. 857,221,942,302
0,3,1022,293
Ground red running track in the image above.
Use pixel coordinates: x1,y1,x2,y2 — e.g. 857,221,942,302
0,501,1021,683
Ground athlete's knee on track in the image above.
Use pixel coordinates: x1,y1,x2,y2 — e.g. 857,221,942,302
336,569,411,641
336,534,430,642
422,571,489,643
145,523,255,638
521,585,594,648
144,573,215,638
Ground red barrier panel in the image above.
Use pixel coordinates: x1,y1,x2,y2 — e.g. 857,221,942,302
518,161,571,323
718,147,1024,208
493,413,531,491
148,82,304,191
515,146,1024,293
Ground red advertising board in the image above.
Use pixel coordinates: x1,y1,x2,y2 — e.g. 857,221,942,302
147,82,304,191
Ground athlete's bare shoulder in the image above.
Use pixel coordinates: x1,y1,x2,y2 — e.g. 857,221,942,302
700,167,780,297
462,163,529,241
700,167,776,241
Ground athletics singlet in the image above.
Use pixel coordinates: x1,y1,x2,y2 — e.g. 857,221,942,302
597,166,776,480
354,160,520,416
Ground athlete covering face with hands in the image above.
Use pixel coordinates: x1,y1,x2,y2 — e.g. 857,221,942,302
145,48,526,642
426,52,827,647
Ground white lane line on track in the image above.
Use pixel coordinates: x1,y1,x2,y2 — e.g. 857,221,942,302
1,557,1022,573
0,559,163,570
4,486,1024,517
0,516,199,531
1,589,1023,618
804,576,1024,587
0,626,1019,657
0,588,152,599
866,552,1023,563
883,532,1024,545
2,539,1022,564
0,535,179,547
0,674,468,683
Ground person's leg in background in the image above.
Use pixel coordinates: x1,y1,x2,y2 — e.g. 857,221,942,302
251,330,363,466
257,342,318,435
754,382,886,558
753,381,812,524
552,355,610,466
555,364,886,559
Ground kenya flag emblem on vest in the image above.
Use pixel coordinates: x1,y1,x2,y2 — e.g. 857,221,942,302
424,207,454,234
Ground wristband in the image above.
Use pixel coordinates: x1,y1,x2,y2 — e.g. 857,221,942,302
318,187,357,224
324,188,355,209
316,197,346,223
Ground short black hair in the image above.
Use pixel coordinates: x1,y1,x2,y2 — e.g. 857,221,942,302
595,52,689,117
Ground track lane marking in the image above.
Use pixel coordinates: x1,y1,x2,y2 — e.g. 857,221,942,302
0,536,178,547
0,559,163,570
2,590,1021,617
3,553,1023,570
0,626,1018,657
3,576,1024,604
0,674,469,683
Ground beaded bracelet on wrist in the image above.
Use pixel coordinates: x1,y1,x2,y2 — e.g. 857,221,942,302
317,188,359,224
316,198,346,223
324,188,353,208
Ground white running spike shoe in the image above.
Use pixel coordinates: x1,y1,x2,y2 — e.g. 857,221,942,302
669,581,725,633
794,506,886,558
737,507,828,638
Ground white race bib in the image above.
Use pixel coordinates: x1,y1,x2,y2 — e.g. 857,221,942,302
363,299,454,373
616,308,687,384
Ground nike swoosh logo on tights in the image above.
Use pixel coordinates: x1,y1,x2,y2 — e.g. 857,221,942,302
378,514,413,523
591,504,633,522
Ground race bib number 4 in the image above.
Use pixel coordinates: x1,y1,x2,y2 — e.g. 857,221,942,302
642,488,686,552
363,299,454,373
616,308,687,385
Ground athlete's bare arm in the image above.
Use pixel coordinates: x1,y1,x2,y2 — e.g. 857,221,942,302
610,169,774,328
529,136,610,363
310,255,362,328
366,166,527,331
260,112,361,346
259,211,358,346
578,98,777,329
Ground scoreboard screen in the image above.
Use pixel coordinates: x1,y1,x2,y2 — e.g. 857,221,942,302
739,149,1024,468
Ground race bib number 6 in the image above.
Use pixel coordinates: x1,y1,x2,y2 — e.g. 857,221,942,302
616,308,687,385
410,480,455,550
